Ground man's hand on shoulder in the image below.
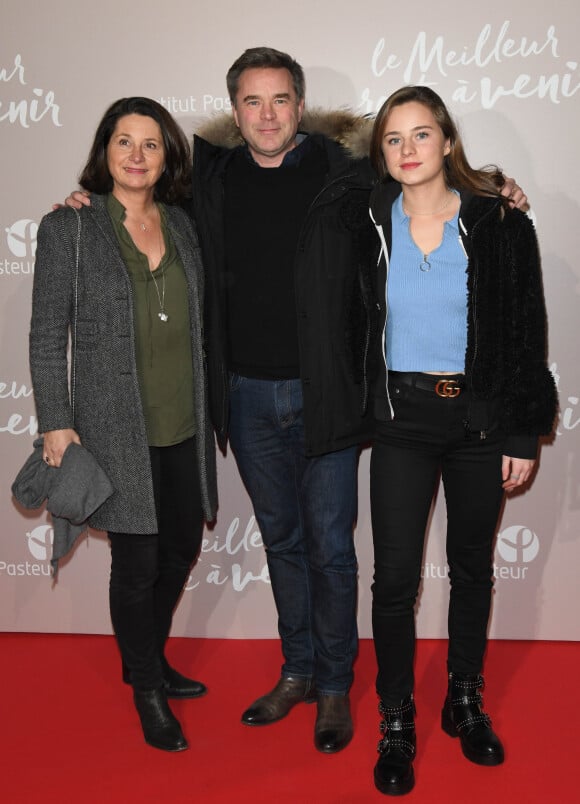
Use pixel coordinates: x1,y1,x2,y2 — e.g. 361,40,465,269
51,190,92,212
500,176,529,212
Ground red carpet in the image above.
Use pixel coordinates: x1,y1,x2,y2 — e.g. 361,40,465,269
2,635,577,803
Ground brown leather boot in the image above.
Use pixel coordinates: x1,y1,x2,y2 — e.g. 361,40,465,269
241,676,316,725
314,694,353,753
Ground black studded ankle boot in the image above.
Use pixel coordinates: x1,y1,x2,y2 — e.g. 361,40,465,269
374,695,416,796
441,673,504,766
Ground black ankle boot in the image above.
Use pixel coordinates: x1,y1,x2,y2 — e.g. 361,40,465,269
123,660,207,699
441,673,504,766
374,696,416,796
133,688,188,752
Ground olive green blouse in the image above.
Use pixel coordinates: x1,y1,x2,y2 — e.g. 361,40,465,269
107,193,196,446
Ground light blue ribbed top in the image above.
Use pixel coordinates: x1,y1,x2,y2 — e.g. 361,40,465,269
386,193,468,372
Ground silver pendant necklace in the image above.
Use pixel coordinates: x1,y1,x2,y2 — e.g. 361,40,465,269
150,223,168,322
130,205,168,322
420,254,431,272
151,267,168,322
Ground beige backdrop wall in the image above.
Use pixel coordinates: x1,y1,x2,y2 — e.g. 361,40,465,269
1,0,578,640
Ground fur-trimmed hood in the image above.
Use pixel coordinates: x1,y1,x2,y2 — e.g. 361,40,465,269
195,108,374,161
191,107,379,454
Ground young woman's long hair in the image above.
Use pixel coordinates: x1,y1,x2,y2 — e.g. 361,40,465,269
370,85,504,198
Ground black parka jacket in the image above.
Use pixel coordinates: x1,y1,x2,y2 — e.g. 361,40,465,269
191,111,381,456
370,180,558,458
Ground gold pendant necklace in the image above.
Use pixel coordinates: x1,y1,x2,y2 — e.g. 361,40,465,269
404,191,455,271
403,190,454,217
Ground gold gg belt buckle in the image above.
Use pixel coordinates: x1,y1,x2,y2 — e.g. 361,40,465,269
435,379,461,398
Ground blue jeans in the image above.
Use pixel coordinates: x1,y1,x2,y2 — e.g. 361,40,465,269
228,375,359,695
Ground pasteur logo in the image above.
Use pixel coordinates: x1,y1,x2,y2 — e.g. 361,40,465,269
26,525,53,561
5,219,38,258
497,525,540,564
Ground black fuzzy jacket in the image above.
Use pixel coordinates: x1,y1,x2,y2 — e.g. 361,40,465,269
370,181,557,458
191,111,381,456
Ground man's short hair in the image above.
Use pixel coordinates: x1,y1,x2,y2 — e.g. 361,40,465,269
226,47,305,105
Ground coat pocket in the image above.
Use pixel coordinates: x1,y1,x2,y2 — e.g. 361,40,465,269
75,319,98,350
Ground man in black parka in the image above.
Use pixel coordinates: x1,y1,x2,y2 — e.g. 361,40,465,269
192,46,379,754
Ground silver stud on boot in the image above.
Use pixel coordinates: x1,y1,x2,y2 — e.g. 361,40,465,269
374,695,416,795
441,673,504,765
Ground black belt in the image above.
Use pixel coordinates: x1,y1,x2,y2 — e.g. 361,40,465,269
388,371,465,398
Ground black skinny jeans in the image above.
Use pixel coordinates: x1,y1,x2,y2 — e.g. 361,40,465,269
370,377,505,705
109,437,203,690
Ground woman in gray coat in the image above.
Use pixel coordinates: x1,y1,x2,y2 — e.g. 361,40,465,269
30,97,217,753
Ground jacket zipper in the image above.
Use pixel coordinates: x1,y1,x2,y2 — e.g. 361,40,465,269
460,200,500,440
296,170,374,419
370,207,394,421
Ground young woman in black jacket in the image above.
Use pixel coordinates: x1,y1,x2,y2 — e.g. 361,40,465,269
367,86,557,796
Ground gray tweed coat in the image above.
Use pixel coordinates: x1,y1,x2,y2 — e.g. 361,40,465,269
30,194,217,532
